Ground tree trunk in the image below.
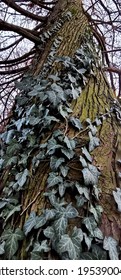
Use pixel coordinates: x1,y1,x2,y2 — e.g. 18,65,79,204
0,0,121,260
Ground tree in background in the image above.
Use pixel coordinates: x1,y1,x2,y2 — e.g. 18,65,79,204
0,0,121,259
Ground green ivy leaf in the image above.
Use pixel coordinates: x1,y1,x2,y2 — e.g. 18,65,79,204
15,168,29,188
61,148,75,159
60,165,69,177
43,226,55,239
82,147,92,162
58,227,83,259
64,136,76,150
0,241,5,255
5,205,21,222
89,131,100,152
75,182,90,200
47,172,63,188
65,204,79,218
2,228,24,259
34,214,47,229
23,212,37,235
32,240,50,253
50,157,65,171
103,236,119,260
54,215,68,238
69,117,83,130
83,216,97,235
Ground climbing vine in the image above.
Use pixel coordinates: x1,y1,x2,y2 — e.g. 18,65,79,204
0,11,120,259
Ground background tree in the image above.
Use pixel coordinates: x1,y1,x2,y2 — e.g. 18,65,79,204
0,0,121,260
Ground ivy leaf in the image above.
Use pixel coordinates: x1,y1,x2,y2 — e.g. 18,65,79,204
61,148,75,159
43,226,55,239
75,183,90,200
58,105,72,118
79,156,87,167
31,251,42,260
5,129,15,144
82,147,92,162
71,84,79,99
32,240,50,253
64,136,76,150
89,131,100,152
65,204,79,219
89,204,99,222
58,227,83,259
23,212,37,235
76,195,87,207
14,118,25,131
93,227,103,239
5,205,21,222
47,172,63,188
54,215,68,238
34,214,47,229
103,236,119,260
60,165,69,177
83,233,92,250
6,140,22,156
5,156,18,166
47,138,62,155
69,117,83,130
82,164,100,186
0,241,5,255
59,184,66,197
50,157,65,171
83,216,97,235
113,188,121,212
2,228,24,259
91,245,107,260
15,168,29,188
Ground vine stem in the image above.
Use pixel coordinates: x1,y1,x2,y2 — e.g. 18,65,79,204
20,190,41,216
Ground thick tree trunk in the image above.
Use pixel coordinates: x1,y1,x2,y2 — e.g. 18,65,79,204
0,0,121,260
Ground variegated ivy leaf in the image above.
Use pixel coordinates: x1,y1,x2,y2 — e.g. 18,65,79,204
75,182,90,200
95,117,102,126
0,241,5,255
113,188,121,212
2,228,24,259
15,168,29,188
71,83,79,99
69,117,83,130
103,236,119,260
58,104,72,118
79,156,87,167
82,164,100,186
47,172,63,188
88,131,100,152
58,227,83,259
93,227,103,239
60,165,69,177
83,233,92,250
50,157,65,171
93,185,101,200
61,148,75,159
53,215,68,238
83,216,97,236
59,184,66,197
32,240,50,253
82,147,92,162
64,136,76,150
65,204,79,219
46,138,62,155
23,212,37,235
76,195,87,207
5,205,21,222
43,226,55,240
89,204,99,222
34,214,47,229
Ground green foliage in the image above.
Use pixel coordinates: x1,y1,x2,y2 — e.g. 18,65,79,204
0,23,117,260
